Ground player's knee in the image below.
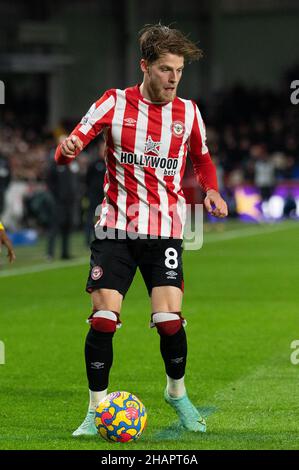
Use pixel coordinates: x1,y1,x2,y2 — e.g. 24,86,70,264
87,310,121,333
150,312,186,336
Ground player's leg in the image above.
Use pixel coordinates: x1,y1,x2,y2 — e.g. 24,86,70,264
139,238,206,432
46,209,58,260
73,238,136,436
151,285,186,396
140,239,187,396
60,204,72,260
72,288,123,437
85,288,122,411
151,285,206,433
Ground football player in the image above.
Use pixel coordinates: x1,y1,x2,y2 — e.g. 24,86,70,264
55,24,227,435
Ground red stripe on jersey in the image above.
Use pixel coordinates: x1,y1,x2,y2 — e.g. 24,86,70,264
144,105,162,236
189,102,218,192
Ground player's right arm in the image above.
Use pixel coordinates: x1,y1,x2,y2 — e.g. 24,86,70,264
59,134,84,159
55,89,116,164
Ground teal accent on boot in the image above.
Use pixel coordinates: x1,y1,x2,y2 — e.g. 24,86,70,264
72,410,98,436
164,389,206,432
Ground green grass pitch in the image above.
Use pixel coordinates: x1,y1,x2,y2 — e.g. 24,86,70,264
0,221,298,450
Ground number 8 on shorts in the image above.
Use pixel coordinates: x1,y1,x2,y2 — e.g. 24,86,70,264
165,247,178,269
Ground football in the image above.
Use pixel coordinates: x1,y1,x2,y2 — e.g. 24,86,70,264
95,391,147,442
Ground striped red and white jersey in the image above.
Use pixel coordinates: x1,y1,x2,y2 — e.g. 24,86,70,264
55,85,218,238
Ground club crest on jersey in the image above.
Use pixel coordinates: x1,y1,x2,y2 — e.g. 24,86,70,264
144,135,161,155
91,266,103,280
171,121,185,137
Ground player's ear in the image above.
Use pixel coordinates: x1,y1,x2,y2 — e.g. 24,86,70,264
140,59,149,73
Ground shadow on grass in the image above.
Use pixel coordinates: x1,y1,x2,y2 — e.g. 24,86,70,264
151,406,217,442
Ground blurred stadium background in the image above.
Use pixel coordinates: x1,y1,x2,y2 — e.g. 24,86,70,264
0,0,299,258
1,0,299,452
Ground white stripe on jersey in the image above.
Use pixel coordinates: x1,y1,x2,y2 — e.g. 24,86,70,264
178,98,195,142
195,105,209,154
134,100,150,234
112,89,127,230
97,180,110,227
176,99,195,237
78,95,115,135
158,103,173,237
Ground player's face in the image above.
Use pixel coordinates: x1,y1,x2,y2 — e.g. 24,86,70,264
141,53,184,103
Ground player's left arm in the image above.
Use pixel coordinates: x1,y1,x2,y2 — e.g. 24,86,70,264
204,188,228,218
188,102,228,218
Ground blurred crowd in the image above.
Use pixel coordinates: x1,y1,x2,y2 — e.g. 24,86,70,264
204,84,299,190
0,80,298,255
0,113,105,257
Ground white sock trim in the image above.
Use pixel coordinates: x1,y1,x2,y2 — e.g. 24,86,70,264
93,310,117,321
150,312,180,328
86,310,122,329
167,376,186,399
88,389,108,411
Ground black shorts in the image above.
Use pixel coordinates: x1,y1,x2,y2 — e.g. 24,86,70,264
86,237,184,297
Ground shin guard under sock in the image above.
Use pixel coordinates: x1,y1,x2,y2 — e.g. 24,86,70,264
84,328,114,391
160,326,187,380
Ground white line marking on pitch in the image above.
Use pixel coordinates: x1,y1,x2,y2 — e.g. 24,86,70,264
204,222,298,243
0,223,297,278
0,257,89,278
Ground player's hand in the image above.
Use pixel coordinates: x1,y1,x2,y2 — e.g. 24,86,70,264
60,135,83,158
204,189,228,218
7,249,16,263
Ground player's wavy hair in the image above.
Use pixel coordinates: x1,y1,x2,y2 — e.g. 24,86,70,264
139,23,203,64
